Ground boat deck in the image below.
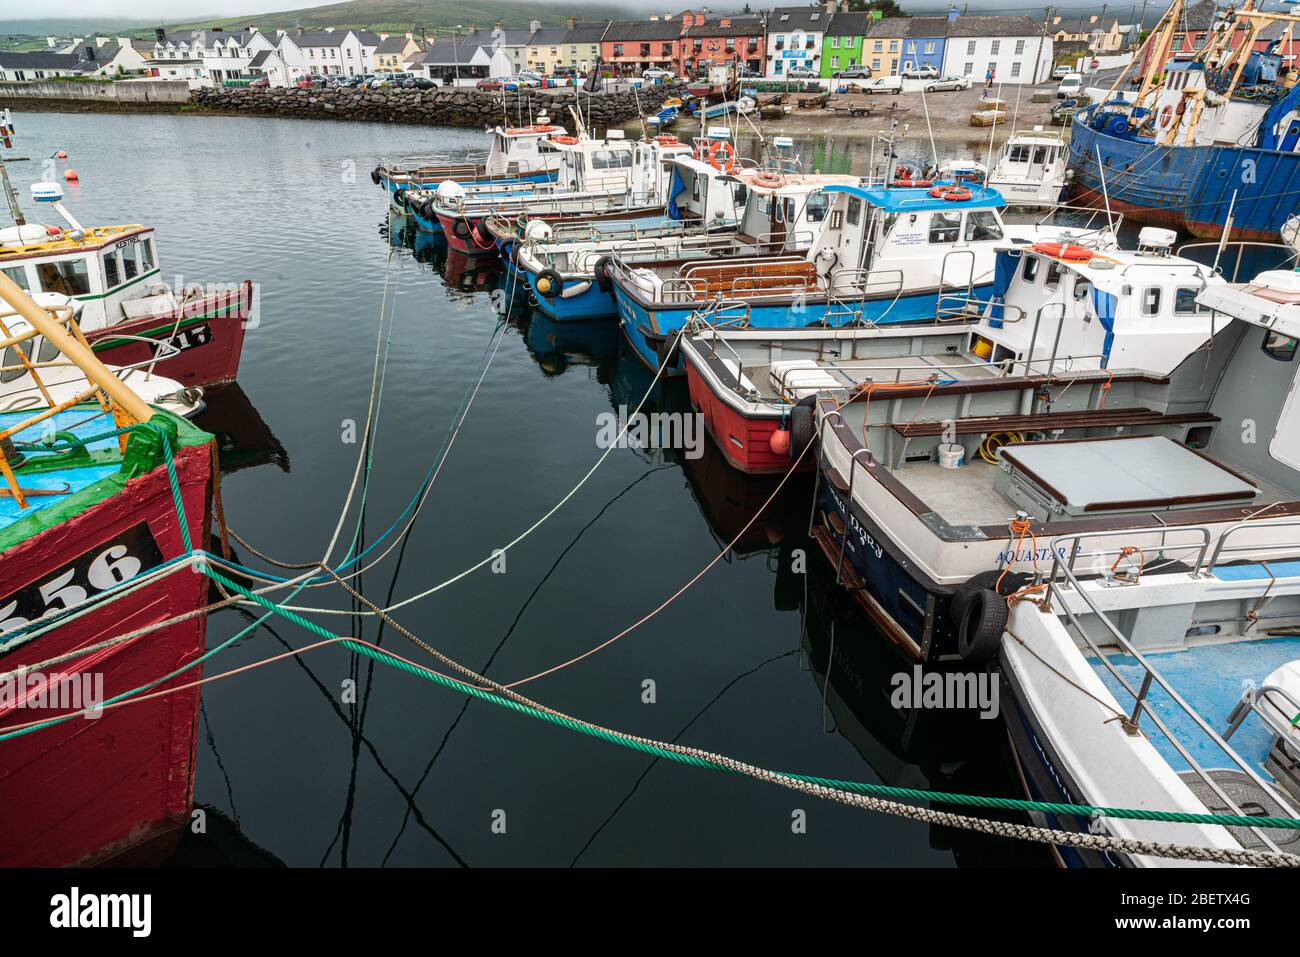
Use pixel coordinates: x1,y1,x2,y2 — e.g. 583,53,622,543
731,352,1003,403
0,408,124,533
1091,634,1300,774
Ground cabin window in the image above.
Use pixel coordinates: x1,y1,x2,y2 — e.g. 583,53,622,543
0,342,31,384
36,335,60,366
103,252,121,288
1033,146,1049,164
1,266,27,291
1141,287,1162,316
1045,261,1064,290
731,182,748,207
1022,255,1040,283
36,259,91,297
1262,329,1299,362
805,190,829,223
963,210,1003,242
1173,287,1201,314
591,149,632,170
846,197,862,227
1072,277,1091,301
1008,144,1030,163
928,210,961,244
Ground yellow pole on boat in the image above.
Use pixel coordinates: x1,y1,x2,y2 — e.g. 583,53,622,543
0,271,154,424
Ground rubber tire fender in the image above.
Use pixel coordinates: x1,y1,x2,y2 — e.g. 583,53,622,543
593,255,615,293
371,168,382,185
535,268,563,299
788,395,816,460
452,218,471,238
955,587,1009,665
949,569,1027,633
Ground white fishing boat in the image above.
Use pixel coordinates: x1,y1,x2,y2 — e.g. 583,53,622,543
998,255,1300,867
987,127,1068,208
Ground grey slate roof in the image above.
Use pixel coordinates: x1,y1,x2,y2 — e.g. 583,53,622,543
768,6,830,34
905,16,951,39
0,50,81,70
527,27,569,45
248,49,275,67
563,21,610,44
604,19,683,42
354,30,381,47
945,15,1044,38
824,12,873,37
865,17,910,38
375,36,411,54
287,30,351,47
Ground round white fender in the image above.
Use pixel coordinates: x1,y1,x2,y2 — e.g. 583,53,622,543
560,281,592,298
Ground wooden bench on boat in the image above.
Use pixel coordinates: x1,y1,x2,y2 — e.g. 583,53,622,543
679,259,819,298
888,407,1221,469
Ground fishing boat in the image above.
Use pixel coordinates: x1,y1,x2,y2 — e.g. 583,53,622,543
0,181,251,387
609,179,1116,374
420,130,695,255
0,271,215,867
510,168,858,322
987,127,1068,208
802,234,1238,661
1067,0,1300,240
998,255,1300,867
371,115,566,212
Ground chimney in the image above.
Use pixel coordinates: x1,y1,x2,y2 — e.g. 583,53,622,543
405,31,413,39
823,0,835,11
95,35,109,45
45,36,56,47
721,17,731,27
325,27,334,32
567,16,577,30
530,19,541,32
948,8,959,22
249,25,257,33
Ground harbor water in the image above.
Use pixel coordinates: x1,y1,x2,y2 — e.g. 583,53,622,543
7,110,1049,867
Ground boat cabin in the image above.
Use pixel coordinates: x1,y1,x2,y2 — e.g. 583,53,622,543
539,131,692,199
483,121,567,178
988,128,1067,206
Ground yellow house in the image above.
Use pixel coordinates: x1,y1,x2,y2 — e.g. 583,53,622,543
527,26,568,73
373,33,424,72
863,17,907,76
562,20,608,73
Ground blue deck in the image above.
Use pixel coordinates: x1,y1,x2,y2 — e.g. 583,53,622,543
1091,634,1300,774
0,408,123,532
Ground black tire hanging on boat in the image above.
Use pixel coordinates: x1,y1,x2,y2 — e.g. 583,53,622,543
453,218,471,238
535,268,563,298
394,188,408,206
473,220,494,248
949,569,1027,633
789,399,815,460
593,256,615,293
955,587,1009,665
371,168,382,185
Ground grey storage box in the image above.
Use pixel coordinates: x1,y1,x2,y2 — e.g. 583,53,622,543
993,435,1259,524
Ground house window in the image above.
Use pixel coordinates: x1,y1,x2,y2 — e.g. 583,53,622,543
906,41,915,53
889,41,898,52
990,40,1000,54
963,61,973,74
831,56,839,68
1010,62,1021,78
871,58,881,71
924,41,934,54
661,43,672,57
613,44,623,56
1015,39,1025,54
966,40,976,55
873,40,882,52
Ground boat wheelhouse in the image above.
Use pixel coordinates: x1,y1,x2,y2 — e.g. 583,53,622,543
998,264,1300,867
610,179,1115,374
0,183,251,387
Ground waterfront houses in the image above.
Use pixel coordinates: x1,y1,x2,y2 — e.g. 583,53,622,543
562,20,609,74
525,25,570,74
602,18,685,76
373,35,427,73
681,13,766,77
821,11,871,77
766,3,834,77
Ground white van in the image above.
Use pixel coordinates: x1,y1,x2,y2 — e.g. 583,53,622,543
1056,73,1083,98
865,75,903,95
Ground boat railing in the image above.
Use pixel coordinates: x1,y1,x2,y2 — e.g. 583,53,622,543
1202,516,1300,576
936,292,1018,325
1043,527,1295,853
1034,202,1124,243
1174,240,1300,282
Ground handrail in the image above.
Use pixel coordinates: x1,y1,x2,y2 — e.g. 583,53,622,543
1043,528,1293,853
1203,516,1300,575
1174,240,1300,283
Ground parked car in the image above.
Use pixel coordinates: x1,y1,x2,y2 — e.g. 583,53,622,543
863,75,903,95
1051,65,1072,80
295,77,316,89
401,76,437,89
1057,72,1083,98
249,76,270,88
833,64,873,80
902,64,939,79
641,68,676,81
784,66,819,79
924,75,972,92
476,77,507,91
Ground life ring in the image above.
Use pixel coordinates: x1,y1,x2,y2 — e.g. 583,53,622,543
534,268,563,298
707,140,737,173
752,170,784,188
929,184,972,201
1158,104,1174,129
654,134,679,145
1030,241,1095,261
550,134,579,145
893,178,932,187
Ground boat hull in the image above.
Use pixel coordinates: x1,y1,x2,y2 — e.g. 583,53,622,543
1067,116,1300,240
0,440,212,867
86,281,253,388
684,358,806,474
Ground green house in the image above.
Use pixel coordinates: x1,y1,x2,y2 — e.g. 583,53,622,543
821,11,873,77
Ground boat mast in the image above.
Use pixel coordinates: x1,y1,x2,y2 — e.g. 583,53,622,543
1132,0,1184,107
0,109,24,227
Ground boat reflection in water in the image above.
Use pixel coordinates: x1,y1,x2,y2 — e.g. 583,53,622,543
193,383,289,477
797,553,1051,867
519,309,620,379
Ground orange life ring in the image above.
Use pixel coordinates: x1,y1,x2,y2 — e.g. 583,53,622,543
550,134,579,145
508,124,559,135
753,170,784,188
1158,104,1174,129
707,139,737,173
894,178,932,187
929,184,972,201
1031,241,1095,261
654,134,679,145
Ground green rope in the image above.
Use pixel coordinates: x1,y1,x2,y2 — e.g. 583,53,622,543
200,565,1300,834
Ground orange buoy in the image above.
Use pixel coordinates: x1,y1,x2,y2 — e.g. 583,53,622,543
44,225,61,236
63,169,78,181
56,150,68,159
769,429,791,456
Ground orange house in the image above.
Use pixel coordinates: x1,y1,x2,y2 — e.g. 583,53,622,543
601,16,686,76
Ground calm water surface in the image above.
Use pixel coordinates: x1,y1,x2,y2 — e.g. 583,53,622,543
10,111,1048,867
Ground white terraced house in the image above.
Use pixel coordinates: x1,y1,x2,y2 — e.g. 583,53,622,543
275,29,367,77
766,2,838,77
940,14,1054,85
